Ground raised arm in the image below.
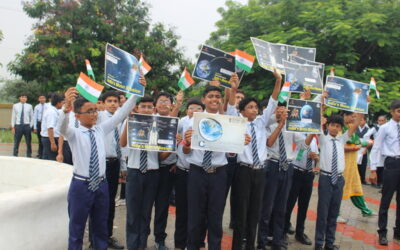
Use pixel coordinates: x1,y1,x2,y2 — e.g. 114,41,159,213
60,88,77,140
228,73,239,106
119,120,128,147
271,69,283,100
170,90,184,117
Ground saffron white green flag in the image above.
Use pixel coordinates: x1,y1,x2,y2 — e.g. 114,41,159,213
233,49,255,72
76,72,104,103
139,55,152,75
329,68,335,77
278,81,290,103
369,77,380,99
85,59,96,81
178,68,195,90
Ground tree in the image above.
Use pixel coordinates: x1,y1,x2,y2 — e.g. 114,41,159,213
9,0,187,93
207,0,400,116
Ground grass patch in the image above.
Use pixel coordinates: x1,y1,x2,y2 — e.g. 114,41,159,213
0,129,39,144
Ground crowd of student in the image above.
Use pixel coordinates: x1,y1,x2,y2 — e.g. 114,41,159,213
10,71,400,250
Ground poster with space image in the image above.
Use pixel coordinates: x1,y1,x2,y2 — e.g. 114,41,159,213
286,98,322,133
192,45,239,88
191,112,247,153
127,114,179,152
104,43,144,96
324,76,370,114
283,60,323,94
287,45,316,62
251,37,288,74
289,55,325,80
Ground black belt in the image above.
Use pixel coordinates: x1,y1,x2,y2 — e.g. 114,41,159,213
106,157,118,161
320,170,343,177
160,163,175,168
190,164,225,174
268,158,292,171
73,174,106,182
239,162,264,170
177,166,189,172
293,165,313,173
387,156,400,160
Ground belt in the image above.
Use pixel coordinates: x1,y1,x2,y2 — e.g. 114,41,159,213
293,165,313,173
387,156,400,160
177,166,189,172
73,174,106,182
190,164,225,174
320,170,342,177
106,157,118,161
268,158,292,171
239,162,264,170
160,163,175,168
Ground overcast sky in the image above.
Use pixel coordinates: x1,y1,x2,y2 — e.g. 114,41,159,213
0,0,247,80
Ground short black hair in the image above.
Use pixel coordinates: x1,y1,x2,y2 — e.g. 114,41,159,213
38,93,46,98
18,93,28,97
137,95,154,106
101,90,120,102
117,91,126,97
341,111,353,116
238,97,259,112
186,98,205,110
236,89,245,96
260,98,269,109
327,114,344,127
73,97,90,113
154,92,173,104
203,86,222,97
390,99,400,110
47,92,54,100
51,93,65,106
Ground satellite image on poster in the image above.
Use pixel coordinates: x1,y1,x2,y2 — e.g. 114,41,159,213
286,98,322,133
283,60,323,94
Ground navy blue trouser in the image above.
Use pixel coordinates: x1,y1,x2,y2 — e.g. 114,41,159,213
315,175,344,248
175,168,189,249
13,124,32,157
225,156,238,226
36,121,43,158
126,169,159,250
41,136,58,160
257,160,293,247
187,165,227,250
62,141,73,165
68,176,109,250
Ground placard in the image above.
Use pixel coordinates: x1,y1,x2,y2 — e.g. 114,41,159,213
289,55,325,80
251,37,287,74
287,45,316,62
283,60,323,94
286,98,322,133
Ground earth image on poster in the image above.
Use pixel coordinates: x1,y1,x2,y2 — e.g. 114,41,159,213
301,105,314,119
195,60,212,78
199,118,223,142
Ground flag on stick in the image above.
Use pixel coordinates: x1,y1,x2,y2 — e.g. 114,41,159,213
178,67,195,90
369,77,380,99
278,81,290,103
76,72,104,103
139,55,152,75
329,67,335,76
85,59,96,81
233,49,255,72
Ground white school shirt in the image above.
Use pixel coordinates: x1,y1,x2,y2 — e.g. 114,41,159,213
317,132,350,173
292,136,319,169
176,116,192,169
370,119,400,170
266,122,308,161
59,95,138,177
40,105,61,137
97,110,124,158
237,97,278,165
33,103,46,129
11,102,34,127
186,104,238,167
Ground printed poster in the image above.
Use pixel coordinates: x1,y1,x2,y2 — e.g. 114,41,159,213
127,114,179,152
289,55,325,80
283,60,323,94
104,43,144,96
287,45,316,62
286,98,322,133
191,112,247,153
251,37,288,74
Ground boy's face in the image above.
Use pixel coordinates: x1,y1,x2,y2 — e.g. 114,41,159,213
135,101,155,115
241,101,259,121
156,96,172,116
377,116,386,125
104,96,120,114
119,95,127,107
202,90,222,113
76,102,98,127
38,96,46,104
360,117,366,126
55,100,65,109
275,106,286,121
390,108,400,122
96,100,105,111
19,96,27,103
186,104,203,118
327,123,342,137
235,93,245,108
344,113,355,124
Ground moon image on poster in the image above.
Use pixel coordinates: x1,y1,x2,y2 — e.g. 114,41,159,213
199,118,223,142
300,105,314,119
195,60,212,79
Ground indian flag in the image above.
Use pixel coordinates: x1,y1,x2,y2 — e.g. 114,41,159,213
85,59,96,81
369,77,380,99
329,67,335,76
76,72,104,103
139,55,152,75
178,67,195,90
233,49,255,72
278,81,290,103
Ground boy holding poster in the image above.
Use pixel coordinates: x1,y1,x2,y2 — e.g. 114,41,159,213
232,70,281,250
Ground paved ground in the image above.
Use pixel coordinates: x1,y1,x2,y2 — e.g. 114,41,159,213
2,143,399,249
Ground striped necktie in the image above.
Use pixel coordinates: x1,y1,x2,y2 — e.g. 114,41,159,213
250,123,261,166
88,129,100,192
306,147,313,170
331,138,338,185
139,150,147,173
75,117,79,128
114,128,122,159
278,132,288,170
20,104,25,124
203,150,213,171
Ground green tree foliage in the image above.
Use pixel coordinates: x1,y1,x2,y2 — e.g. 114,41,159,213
9,0,187,94
207,0,400,117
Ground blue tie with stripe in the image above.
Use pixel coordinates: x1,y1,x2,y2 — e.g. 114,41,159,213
306,147,313,170
139,150,147,173
250,123,261,166
114,128,122,159
331,139,338,184
279,132,288,170
203,150,213,171
88,129,100,192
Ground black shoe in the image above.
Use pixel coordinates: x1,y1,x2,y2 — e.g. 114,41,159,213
315,246,323,250
324,245,339,250
108,237,124,249
87,244,93,250
379,234,388,245
295,233,312,245
155,242,169,250
288,224,295,235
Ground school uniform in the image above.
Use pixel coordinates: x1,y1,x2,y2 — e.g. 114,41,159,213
314,131,349,248
370,119,400,239
11,102,34,157
33,103,45,158
59,95,137,250
125,149,160,250
257,122,307,249
284,136,318,239
186,105,237,250
232,97,277,250
41,105,60,160
356,125,370,184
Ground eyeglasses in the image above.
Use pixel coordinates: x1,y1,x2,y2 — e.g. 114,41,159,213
157,100,171,105
188,107,203,111
138,105,154,110
78,109,98,115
